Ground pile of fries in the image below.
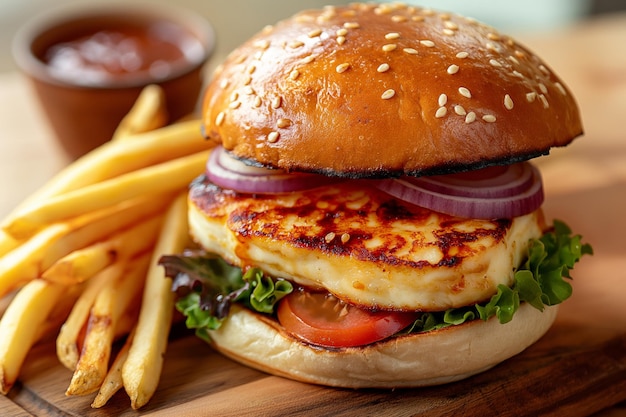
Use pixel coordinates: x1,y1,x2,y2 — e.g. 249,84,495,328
0,86,212,409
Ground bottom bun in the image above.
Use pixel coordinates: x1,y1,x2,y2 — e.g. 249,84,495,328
208,303,558,388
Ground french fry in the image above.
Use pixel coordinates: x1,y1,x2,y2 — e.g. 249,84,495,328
56,263,125,370
0,290,17,319
66,254,150,396
43,243,116,286
0,223,70,299
113,85,168,140
123,193,188,409
35,280,85,344
0,194,170,299
91,327,135,408
0,118,205,243
43,215,164,285
4,151,208,239
0,231,19,259
0,279,68,394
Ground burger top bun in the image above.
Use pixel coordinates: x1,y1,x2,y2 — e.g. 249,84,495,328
201,3,583,177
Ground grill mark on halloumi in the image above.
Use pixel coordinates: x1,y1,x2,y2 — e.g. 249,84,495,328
189,176,544,311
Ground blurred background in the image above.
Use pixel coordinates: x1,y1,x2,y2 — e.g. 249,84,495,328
1,0,625,74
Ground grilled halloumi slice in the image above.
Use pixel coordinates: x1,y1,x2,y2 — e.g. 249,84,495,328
188,177,545,311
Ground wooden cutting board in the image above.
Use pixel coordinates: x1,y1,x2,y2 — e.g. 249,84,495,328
2,321,625,417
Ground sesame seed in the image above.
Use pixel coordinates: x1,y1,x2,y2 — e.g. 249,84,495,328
403,48,418,55
555,82,567,95
465,112,477,123
301,55,315,64
538,83,548,94
385,32,400,40
215,111,225,126
377,63,390,73
539,94,549,108
341,233,351,244
482,114,496,123
289,69,300,80
244,86,255,95
336,63,351,73
381,89,396,99
308,28,323,38
435,106,447,118
444,21,458,30
539,64,550,74
442,28,455,36
438,93,447,106
277,118,292,128
325,232,336,243
337,36,347,45
253,96,262,107
267,131,280,143
289,40,304,49
526,92,537,103
458,87,471,98
420,40,435,47
504,94,514,110
411,15,425,22
391,15,408,23
515,50,526,59
382,43,397,52
507,56,520,65
454,105,466,115
336,28,348,36
456,51,469,59
489,59,502,67
344,22,360,29
512,70,525,79
254,40,270,50
229,101,241,109
247,65,257,74
219,79,230,89
374,6,389,15
487,32,501,41
230,91,239,102
439,13,451,20
447,64,460,74
271,96,282,109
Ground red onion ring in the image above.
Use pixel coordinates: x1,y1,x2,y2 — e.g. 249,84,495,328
374,162,544,219
206,146,341,194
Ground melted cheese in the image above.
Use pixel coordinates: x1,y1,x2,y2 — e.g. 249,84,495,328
189,179,544,311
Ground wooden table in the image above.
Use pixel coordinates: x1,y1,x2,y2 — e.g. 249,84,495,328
1,12,625,417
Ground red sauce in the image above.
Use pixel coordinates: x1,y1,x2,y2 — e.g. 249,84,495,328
44,22,202,83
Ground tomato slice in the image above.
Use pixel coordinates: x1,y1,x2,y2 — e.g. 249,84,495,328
277,290,419,348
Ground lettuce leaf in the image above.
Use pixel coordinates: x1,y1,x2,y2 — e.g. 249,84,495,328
159,251,292,342
160,220,592,340
408,220,593,332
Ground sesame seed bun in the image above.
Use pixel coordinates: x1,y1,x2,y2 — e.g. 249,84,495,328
201,3,582,177
208,303,558,388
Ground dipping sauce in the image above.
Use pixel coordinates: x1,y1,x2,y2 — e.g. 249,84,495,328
44,22,205,85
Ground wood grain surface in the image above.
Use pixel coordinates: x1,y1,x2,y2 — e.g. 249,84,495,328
1,10,626,417
2,322,625,417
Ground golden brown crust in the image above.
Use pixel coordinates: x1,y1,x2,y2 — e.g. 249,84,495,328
208,303,558,388
201,3,582,177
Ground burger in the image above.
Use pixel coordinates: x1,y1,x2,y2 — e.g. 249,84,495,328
159,2,592,388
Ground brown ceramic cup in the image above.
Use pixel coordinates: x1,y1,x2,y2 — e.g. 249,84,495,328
12,4,215,159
